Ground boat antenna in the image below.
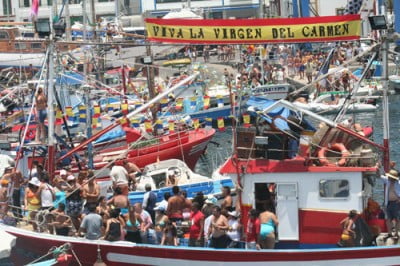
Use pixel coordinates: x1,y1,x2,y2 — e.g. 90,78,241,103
93,244,106,266
226,72,242,214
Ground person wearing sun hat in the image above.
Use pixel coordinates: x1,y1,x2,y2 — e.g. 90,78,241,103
380,168,400,237
24,177,41,231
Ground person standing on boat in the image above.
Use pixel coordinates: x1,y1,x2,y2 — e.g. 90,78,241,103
380,169,400,238
246,209,260,250
122,160,141,191
50,203,71,236
109,162,129,195
78,203,102,240
339,209,357,247
107,187,129,215
221,186,233,212
154,206,168,244
24,177,41,231
209,206,230,249
124,205,143,243
142,184,157,223
35,87,47,143
3,165,24,219
82,170,100,216
226,211,242,248
65,175,83,232
134,203,154,244
258,205,279,249
167,186,187,222
104,208,123,241
189,202,204,247
0,179,9,220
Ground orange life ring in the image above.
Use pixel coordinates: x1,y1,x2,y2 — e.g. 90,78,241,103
318,143,350,166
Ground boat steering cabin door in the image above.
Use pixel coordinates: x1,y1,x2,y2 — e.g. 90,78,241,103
276,183,299,241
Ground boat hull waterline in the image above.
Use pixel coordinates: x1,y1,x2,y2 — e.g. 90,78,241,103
4,225,400,266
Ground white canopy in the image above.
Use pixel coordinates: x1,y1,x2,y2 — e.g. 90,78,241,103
0,228,16,259
163,8,202,19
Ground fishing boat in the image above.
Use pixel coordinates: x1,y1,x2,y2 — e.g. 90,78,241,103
126,159,233,205
3,12,400,265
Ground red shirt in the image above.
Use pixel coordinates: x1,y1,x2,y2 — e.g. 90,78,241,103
246,217,260,242
189,210,204,239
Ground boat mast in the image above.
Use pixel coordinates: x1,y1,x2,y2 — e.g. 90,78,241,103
47,2,56,180
380,3,390,171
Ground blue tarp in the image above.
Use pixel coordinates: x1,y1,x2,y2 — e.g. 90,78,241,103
95,128,126,144
56,72,84,86
245,96,315,132
246,96,290,131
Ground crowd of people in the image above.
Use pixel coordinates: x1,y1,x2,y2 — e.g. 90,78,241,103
0,160,280,249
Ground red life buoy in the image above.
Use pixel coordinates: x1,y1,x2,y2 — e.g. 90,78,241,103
318,143,350,166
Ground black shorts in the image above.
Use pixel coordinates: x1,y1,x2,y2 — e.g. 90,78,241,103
56,227,69,236
210,234,231,249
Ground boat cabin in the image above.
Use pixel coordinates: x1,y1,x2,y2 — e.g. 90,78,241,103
0,27,46,53
218,99,381,248
219,153,378,248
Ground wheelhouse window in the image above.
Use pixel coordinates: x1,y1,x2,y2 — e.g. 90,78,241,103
0,31,9,39
31,43,42,49
15,43,27,50
319,179,349,198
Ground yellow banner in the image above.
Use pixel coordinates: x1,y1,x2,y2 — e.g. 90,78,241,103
145,15,361,44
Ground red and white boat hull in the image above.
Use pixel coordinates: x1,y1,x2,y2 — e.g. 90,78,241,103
4,225,400,266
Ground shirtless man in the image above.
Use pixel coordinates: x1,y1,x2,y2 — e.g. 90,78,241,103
3,166,24,218
35,87,47,142
122,160,141,191
221,186,233,212
209,206,230,248
0,179,9,219
50,203,71,236
166,170,178,187
82,171,100,214
166,186,187,222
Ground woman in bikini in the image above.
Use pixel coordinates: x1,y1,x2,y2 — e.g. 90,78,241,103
258,204,279,249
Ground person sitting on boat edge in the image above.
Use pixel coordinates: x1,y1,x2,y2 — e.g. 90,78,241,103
379,169,400,239
338,210,358,247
